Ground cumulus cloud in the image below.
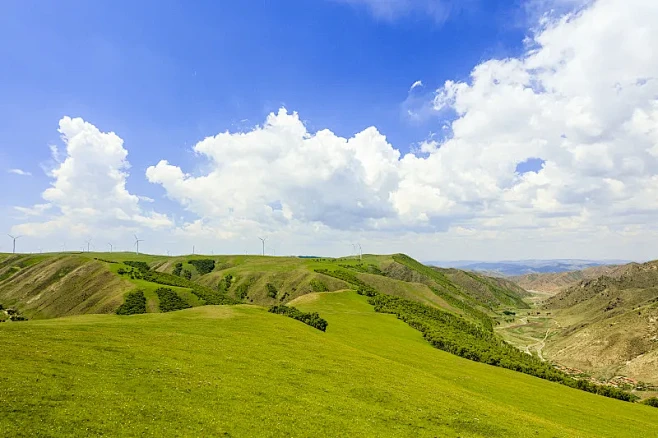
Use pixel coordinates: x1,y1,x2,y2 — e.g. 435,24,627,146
146,0,658,259
8,168,31,176
12,117,172,237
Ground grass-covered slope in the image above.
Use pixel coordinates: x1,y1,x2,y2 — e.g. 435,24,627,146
0,254,133,318
1,291,656,437
1,252,529,323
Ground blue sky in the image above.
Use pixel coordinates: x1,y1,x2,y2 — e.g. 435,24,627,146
2,0,657,260
0,0,525,204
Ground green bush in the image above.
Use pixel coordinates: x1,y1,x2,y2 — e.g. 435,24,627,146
643,397,658,408
124,261,151,272
236,282,250,300
269,305,328,332
309,279,328,292
116,290,147,315
188,259,215,275
182,269,192,280
172,262,183,276
218,274,233,292
266,283,278,299
155,288,192,313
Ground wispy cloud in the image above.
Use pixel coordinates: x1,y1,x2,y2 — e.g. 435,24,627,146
409,80,424,92
8,168,32,176
331,0,470,23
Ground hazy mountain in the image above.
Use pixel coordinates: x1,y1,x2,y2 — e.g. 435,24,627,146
426,259,632,277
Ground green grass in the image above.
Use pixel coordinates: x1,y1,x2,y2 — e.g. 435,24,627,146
1,291,656,437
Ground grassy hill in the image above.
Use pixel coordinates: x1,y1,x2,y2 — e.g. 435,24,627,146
0,252,529,330
1,290,657,436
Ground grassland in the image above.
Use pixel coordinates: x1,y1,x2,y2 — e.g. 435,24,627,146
1,291,657,437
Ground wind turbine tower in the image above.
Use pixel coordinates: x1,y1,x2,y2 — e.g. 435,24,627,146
134,235,144,255
258,237,267,256
108,243,113,253
85,239,92,253
7,235,21,254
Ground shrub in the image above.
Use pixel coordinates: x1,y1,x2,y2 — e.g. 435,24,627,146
266,283,278,299
155,288,192,312
182,269,192,280
269,305,328,331
124,261,150,272
172,262,183,276
116,290,147,315
218,274,233,292
188,259,215,275
309,279,328,292
643,397,658,408
236,283,250,300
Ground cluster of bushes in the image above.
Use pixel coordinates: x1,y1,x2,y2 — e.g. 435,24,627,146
124,261,151,272
155,288,192,312
309,279,328,292
172,262,183,276
218,274,233,292
266,283,278,298
117,261,238,306
269,305,328,331
236,281,250,300
366,293,637,403
94,258,118,264
188,259,215,275
642,397,658,408
116,290,147,315
1,306,28,322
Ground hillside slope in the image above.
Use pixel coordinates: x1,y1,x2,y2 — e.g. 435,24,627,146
541,260,658,385
1,291,656,437
0,253,529,327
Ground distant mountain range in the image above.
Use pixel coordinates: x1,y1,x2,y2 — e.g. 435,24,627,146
425,259,634,277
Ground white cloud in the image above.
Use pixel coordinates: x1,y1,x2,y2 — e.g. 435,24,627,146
332,0,465,23
12,117,172,237
409,80,424,91
144,0,658,260
8,168,31,176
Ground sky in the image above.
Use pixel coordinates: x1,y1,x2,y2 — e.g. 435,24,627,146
1,0,657,261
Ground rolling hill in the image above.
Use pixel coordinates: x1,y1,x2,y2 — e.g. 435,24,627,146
0,252,528,329
537,260,658,386
2,290,657,436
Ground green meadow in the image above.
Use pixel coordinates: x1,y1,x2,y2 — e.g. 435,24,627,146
1,290,656,437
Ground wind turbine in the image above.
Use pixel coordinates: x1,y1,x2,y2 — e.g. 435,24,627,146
7,235,21,254
258,237,267,256
357,243,362,261
108,243,113,253
85,238,92,253
134,235,144,255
